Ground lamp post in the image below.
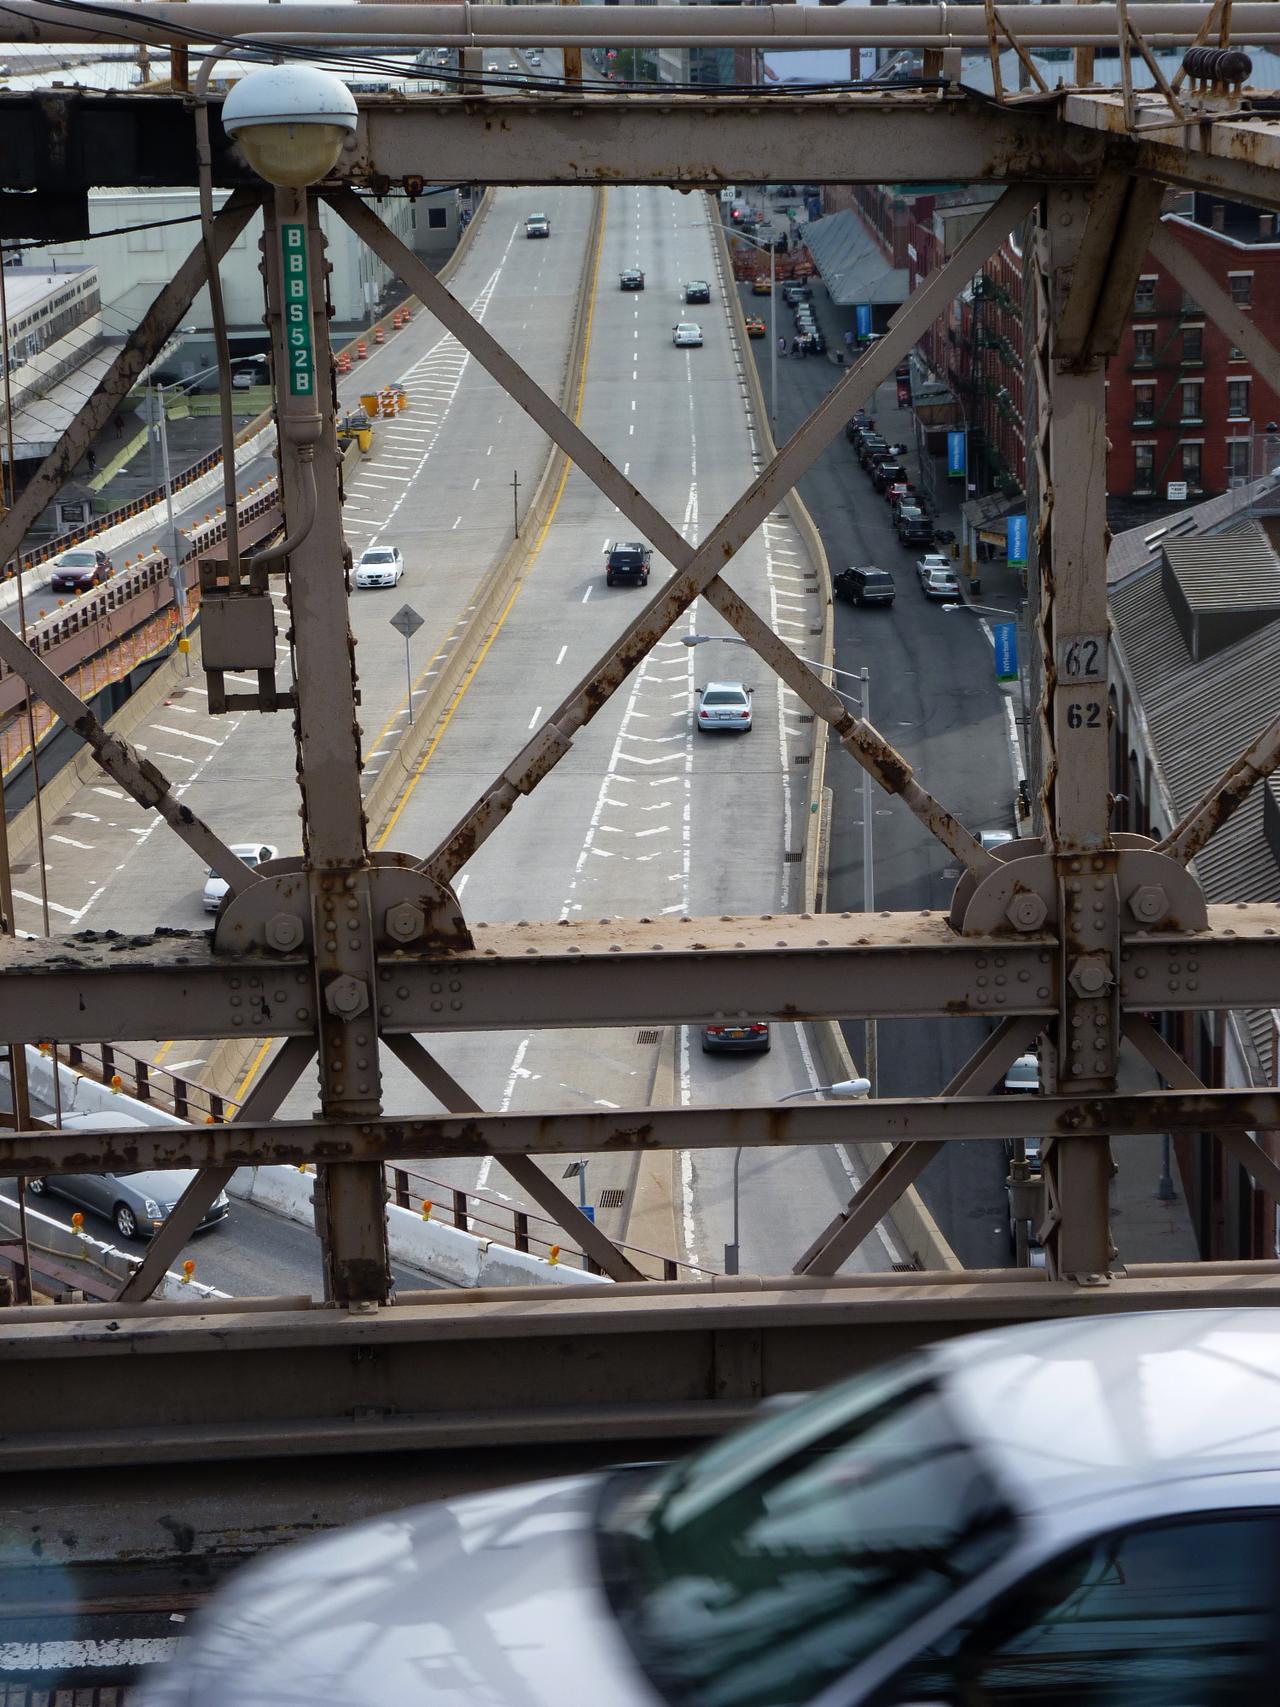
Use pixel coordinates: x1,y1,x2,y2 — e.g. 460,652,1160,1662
683,631,879,1092
726,223,778,436
943,595,1031,740
724,1077,871,1275
152,355,265,674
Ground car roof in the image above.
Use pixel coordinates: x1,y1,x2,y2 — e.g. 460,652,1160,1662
610,541,646,553
703,680,749,696
934,1310,1280,1513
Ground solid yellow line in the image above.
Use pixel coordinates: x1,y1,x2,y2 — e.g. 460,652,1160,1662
227,1037,273,1112
373,190,608,853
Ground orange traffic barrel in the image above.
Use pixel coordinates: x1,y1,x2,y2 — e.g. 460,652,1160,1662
357,340,368,360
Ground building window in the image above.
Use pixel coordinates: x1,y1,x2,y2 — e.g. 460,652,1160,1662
1134,276,1158,312
427,206,448,229
1227,378,1251,420
1226,440,1251,483
1229,273,1253,306
1181,292,1201,316
1230,345,1247,362
1181,381,1203,422
1182,324,1203,362
1181,442,1203,486
1134,443,1155,490
1132,328,1156,365
1132,384,1156,423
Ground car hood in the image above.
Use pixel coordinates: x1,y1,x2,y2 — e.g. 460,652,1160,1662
135,1475,662,1707
124,1169,205,1205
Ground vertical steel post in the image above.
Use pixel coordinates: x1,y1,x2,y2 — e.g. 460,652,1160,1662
263,186,390,1304
1033,186,1118,1281
861,665,877,1097
155,385,190,675
768,240,777,433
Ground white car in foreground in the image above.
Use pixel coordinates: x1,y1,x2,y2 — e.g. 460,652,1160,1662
672,321,703,347
136,1310,1280,1706
202,842,278,912
353,545,404,589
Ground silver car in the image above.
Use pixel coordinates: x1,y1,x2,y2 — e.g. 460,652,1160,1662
27,1113,229,1242
135,1310,1280,1705
920,566,962,600
696,680,752,733
202,842,277,912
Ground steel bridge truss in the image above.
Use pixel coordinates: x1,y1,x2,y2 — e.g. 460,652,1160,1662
4,17,1280,1480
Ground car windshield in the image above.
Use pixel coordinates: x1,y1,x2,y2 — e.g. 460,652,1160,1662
703,691,745,706
599,1368,1015,1707
59,551,96,567
363,550,394,563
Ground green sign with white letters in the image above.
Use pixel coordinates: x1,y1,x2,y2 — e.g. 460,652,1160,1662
281,222,315,397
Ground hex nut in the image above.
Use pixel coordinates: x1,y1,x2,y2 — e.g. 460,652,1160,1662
1129,884,1169,926
1068,955,1112,998
1006,892,1048,932
325,974,370,1019
265,913,305,953
384,901,425,945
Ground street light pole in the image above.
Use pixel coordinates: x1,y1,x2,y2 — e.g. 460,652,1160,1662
152,382,190,677
860,664,876,1096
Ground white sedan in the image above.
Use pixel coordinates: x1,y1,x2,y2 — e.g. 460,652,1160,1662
353,545,404,589
672,322,704,347
202,843,278,913
696,681,752,733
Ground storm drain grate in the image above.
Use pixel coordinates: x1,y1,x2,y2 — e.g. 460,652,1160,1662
562,1162,582,1179
892,1260,922,1273
793,754,811,766
784,850,803,863
598,1188,625,1209
636,1028,662,1045
799,713,815,724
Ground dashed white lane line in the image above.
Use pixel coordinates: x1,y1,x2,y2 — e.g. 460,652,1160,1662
151,724,222,746
582,585,593,603
528,705,543,729
50,834,94,850
555,644,568,665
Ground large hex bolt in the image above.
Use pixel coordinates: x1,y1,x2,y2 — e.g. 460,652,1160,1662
324,974,370,1020
384,901,425,945
1006,891,1048,933
264,913,305,954
1128,884,1169,927
1068,955,1113,999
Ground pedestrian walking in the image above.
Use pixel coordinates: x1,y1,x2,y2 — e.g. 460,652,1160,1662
791,336,801,358
843,327,855,354
85,448,96,473
777,335,788,359
113,413,124,438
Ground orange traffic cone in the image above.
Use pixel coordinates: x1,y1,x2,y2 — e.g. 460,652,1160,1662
374,326,385,345
357,340,368,360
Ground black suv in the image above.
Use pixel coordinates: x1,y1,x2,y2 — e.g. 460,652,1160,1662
684,280,711,304
872,460,907,493
604,541,652,587
898,515,936,548
834,565,896,607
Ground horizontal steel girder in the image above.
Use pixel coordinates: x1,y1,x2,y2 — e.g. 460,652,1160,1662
0,906,1273,1043
5,1269,1280,1478
6,1085,1280,1176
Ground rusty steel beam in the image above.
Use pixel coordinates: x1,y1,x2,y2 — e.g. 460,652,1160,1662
1,907,1279,1043
115,1037,316,1303
332,188,992,884
419,185,1038,890
14,1084,1280,1178
385,1034,646,1283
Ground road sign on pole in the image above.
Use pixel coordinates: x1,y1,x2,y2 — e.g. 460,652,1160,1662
390,604,425,712
993,621,1019,684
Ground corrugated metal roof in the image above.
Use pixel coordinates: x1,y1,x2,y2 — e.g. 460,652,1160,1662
1163,521,1280,614
800,211,908,307
1107,477,1280,587
1111,563,1280,1079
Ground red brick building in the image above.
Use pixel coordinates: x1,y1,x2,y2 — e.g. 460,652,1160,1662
1110,195,1280,503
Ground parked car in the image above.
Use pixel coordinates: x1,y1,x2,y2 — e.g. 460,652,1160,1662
701,1020,770,1053
684,279,711,304
898,515,936,548
524,213,551,238
872,460,907,493
352,545,403,589
920,565,962,600
133,1311,1280,1707
48,546,113,592
696,680,752,733
604,541,652,587
918,551,954,577
672,322,703,347
834,565,896,607
744,316,767,338
619,268,645,291
1004,1051,1041,1094
781,281,811,303
857,437,889,468
751,275,773,296
27,1113,231,1243
203,842,278,912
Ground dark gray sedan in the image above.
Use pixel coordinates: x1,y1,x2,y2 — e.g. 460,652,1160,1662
27,1114,229,1241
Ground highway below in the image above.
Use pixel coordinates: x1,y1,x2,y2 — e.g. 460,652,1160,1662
16,159,902,1287
738,252,1021,1269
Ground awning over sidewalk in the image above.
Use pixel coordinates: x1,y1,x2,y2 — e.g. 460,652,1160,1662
801,211,908,307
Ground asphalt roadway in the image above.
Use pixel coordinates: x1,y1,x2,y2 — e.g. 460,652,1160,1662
740,266,1022,1269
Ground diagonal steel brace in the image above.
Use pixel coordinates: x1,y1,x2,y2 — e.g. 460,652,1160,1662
115,1037,317,1302
795,1016,1042,1276
330,186,1038,887
384,1033,646,1283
